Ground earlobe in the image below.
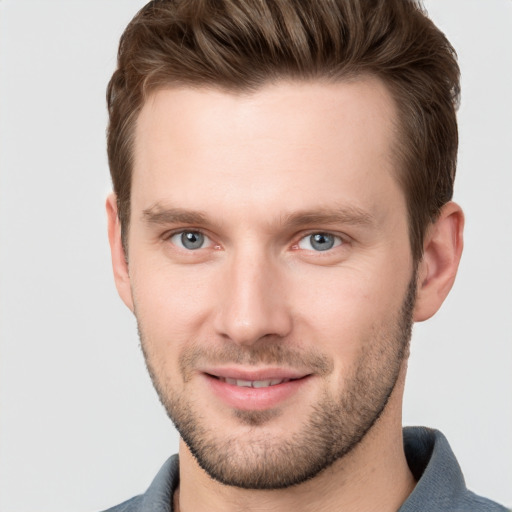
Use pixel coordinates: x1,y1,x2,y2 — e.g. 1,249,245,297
106,193,134,312
413,201,464,322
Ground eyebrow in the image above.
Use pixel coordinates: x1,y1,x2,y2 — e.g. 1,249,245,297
142,203,375,230
280,207,375,229
143,205,210,226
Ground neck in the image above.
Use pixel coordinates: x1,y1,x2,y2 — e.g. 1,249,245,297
176,374,415,512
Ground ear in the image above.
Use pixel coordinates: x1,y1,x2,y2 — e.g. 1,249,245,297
106,193,134,312
413,201,464,322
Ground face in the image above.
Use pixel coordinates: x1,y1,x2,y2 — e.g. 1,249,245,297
123,79,416,488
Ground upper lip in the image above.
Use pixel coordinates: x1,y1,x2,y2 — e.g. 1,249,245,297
200,367,311,381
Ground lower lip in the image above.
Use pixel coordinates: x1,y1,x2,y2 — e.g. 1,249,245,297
204,374,310,411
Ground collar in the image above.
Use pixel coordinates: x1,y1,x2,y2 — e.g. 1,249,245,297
135,427,507,512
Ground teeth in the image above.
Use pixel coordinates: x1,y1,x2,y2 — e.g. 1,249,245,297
221,378,291,388
236,379,253,387
252,380,272,388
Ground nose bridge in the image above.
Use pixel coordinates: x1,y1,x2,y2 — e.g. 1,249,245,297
215,245,291,345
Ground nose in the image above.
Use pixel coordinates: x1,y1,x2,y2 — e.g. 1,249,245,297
213,250,293,346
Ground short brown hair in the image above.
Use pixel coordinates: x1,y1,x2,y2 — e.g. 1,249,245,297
107,0,460,261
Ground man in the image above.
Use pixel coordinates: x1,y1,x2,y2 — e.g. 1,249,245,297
103,1,507,511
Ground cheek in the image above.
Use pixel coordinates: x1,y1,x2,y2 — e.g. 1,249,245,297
130,258,216,350
289,264,410,360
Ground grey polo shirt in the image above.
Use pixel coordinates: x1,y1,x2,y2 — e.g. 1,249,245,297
103,427,509,511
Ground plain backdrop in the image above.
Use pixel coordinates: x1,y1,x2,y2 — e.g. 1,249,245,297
0,1,511,511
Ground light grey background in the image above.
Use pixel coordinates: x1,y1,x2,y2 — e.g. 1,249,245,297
0,1,511,511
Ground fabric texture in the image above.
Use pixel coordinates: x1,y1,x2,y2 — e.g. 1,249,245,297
101,427,508,512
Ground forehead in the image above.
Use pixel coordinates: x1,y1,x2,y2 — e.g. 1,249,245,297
131,78,402,222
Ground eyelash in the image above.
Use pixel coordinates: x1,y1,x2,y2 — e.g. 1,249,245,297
294,232,344,252
167,229,216,251
164,229,346,253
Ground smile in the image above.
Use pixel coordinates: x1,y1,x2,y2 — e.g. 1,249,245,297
218,377,294,388
204,371,311,410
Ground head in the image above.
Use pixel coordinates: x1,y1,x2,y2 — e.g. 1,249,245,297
107,0,460,263
106,0,463,491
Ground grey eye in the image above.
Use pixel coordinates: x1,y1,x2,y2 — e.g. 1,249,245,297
298,233,341,251
170,231,207,250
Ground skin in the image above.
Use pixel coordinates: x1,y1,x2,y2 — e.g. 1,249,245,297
107,78,464,512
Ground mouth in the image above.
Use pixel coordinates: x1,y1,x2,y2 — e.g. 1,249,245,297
202,369,312,410
212,376,298,388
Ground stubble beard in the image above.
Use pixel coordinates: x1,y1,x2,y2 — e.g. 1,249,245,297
138,275,416,490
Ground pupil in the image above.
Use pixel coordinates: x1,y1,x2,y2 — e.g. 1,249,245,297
311,233,334,251
181,231,204,250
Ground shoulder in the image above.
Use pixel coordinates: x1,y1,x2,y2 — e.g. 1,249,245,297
98,455,179,512
460,491,511,512
401,427,509,512
101,495,144,512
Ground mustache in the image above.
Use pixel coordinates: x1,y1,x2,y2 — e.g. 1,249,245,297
179,341,334,380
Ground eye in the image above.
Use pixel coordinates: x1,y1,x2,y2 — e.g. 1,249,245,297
297,232,342,252
169,230,210,250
